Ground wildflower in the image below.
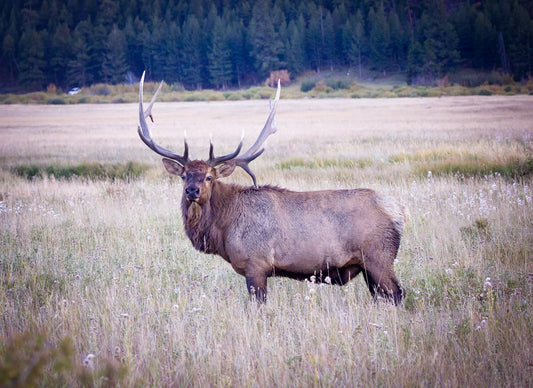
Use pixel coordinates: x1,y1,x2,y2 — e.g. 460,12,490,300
83,353,95,367
475,319,487,331
484,277,492,291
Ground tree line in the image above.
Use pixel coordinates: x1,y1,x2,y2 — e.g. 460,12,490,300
2,0,532,92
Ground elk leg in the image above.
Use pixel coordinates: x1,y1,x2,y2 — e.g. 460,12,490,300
362,269,404,305
338,265,362,284
246,275,267,303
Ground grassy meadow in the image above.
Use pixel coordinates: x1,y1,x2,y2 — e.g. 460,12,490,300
1,95,532,386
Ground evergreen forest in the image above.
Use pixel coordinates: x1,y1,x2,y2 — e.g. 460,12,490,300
2,0,533,92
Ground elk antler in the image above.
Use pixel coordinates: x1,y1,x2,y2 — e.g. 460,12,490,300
138,71,189,166
207,79,281,186
139,71,280,185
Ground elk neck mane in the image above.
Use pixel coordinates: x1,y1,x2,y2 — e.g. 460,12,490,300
180,181,289,256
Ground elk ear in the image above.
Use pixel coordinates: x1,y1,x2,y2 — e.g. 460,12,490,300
162,158,185,176
216,162,236,178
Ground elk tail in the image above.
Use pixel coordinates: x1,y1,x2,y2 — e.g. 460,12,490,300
377,195,409,236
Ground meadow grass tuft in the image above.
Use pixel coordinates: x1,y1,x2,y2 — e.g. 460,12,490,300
416,157,533,179
12,162,150,181
277,157,373,171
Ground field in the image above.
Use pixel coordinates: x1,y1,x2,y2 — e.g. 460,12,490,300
1,95,532,386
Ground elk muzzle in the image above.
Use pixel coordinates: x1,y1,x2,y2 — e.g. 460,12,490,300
185,186,200,202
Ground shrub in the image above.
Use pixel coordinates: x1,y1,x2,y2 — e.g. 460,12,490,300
224,92,242,101
47,97,66,104
313,80,327,93
0,330,128,386
502,74,514,85
300,80,316,92
268,70,291,87
28,92,48,103
170,83,185,92
206,92,225,101
46,84,58,94
87,84,112,96
184,92,207,102
325,77,352,90
13,164,42,180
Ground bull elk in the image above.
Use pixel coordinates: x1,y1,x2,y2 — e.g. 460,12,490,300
138,72,407,304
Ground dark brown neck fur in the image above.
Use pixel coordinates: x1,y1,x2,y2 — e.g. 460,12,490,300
181,181,241,258
181,182,291,257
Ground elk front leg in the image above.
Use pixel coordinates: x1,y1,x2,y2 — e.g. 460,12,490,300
246,275,267,303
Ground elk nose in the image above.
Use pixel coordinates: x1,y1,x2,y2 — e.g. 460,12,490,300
185,187,200,200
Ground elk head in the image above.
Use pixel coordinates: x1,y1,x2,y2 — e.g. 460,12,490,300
138,71,280,208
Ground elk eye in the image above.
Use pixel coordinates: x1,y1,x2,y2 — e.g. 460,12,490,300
206,175,212,182
180,174,186,180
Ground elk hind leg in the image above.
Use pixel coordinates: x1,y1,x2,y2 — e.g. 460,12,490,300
246,275,267,304
362,268,404,305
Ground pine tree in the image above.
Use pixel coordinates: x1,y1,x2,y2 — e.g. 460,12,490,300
415,0,460,78
506,1,533,78
307,5,323,71
322,10,336,70
286,16,306,74
181,14,203,89
249,0,283,77
18,26,46,88
389,10,407,71
2,33,17,83
67,20,94,87
208,16,233,89
102,25,128,84
406,40,424,84
368,4,391,72
343,9,365,78
453,2,477,67
473,12,497,70
162,21,182,84
225,17,250,87
49,22,73,89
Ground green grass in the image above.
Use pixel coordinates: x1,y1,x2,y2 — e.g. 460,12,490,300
12,162,149,181
277,157,373,170
416,157,533,179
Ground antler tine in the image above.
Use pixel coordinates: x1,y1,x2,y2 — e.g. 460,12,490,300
225,79,280,187
143,79,163,122
207,132,244,167
138,71,189,165
204,80,280,186
239,79,280,160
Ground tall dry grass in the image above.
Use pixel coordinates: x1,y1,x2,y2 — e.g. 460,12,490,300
1,96,532,386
